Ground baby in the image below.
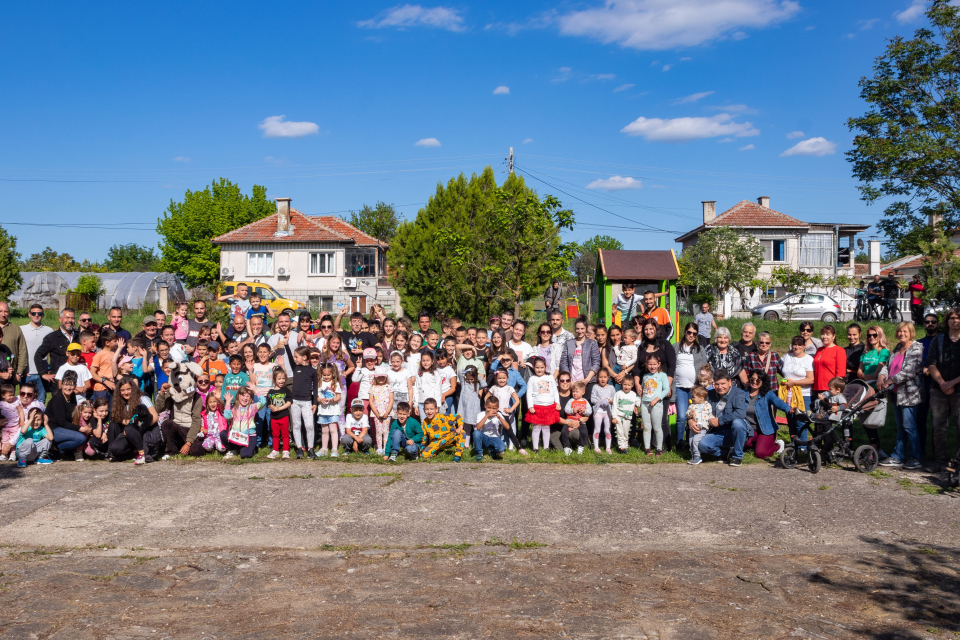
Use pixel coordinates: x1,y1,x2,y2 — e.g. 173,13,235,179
818,377,848,422
685,386,713,466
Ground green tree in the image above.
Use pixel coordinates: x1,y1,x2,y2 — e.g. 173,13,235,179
0,226,22,300
103,243,161,272
347,202,400,244
678,227,764,302
847,0,960,258
570,235,623,284
20,247,83,271
854,251,870,264
919,228,960,307
157,179,274,288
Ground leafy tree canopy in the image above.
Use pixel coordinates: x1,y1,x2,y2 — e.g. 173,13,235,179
0,226,22,301
678,226,764,298
570,235,624,284
103,243,161,272
20,247,89,272
347,202,400,244
919,228,960,308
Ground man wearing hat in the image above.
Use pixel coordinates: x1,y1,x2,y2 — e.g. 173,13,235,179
34,307,79,395
135,317,162,352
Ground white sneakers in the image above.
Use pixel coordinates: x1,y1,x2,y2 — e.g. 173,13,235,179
775,439,785,455
330,450,339,458
282,450,291,459
576,446,584,455
75,450,85,462
133,454,146,466
564,447,573,456
267,450,280,460
223,451,235,460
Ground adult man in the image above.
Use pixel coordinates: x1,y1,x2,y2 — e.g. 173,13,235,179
135,318,161,351
925,311,960,471
218,314,248,345
415,312,432,337
845,323,865,382
77,312,95,336
693,302,716,347
247,315,271,348
917,313,939,461
500,310,515,333
639,290,672,341
185,300,214,353
268,312,294,378
558,319,600,384
544,281,563,315
882,273,901,321
0,326,15,384
548,310,573,345
339,312,377,359
613,283,642,327
22,304,53,403
692,371,748,466
218,282,251,321
102,306,131,343
0,301,27,381
867,275,884,311
508,320,533,369
34,307,78,393
734,322,758,359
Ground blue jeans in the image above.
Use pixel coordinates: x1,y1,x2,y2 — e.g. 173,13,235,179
255,404,270,448
24,374,46,404
697,418,748,461
52,427,86,455
443,396,456,415
787,393,811,444
474,432,506,459
676,387,692,443
892,404,921,463
389,430,420,458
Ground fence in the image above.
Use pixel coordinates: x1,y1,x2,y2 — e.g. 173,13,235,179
721,288,915,320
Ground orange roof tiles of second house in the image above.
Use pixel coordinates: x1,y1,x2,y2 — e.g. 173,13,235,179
708,200,808,228
212,209,382,246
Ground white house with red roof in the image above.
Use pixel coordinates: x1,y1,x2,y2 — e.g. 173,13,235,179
675,196,870,281
212,198,399,315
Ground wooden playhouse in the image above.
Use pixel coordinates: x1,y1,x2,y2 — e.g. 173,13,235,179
594,249,681,342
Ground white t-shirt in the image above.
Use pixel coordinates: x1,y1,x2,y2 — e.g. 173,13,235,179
415,370,442,404
387,367,413,403
526,374,559,407
476,410,506,437
616,344,638,368
489,384,517,414
436,365,456,394
55,363,92,388
570,342,585,382
406,352,421,377
355,364,389,400
508,340,533,363
345,412,368,436
317,379,341,416
675,345,697,389
267,333,294,377
781,353,814,396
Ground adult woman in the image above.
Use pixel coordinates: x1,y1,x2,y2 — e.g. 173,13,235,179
908,274,924,325
744,331,782,392
813,325,846,402
878,322,925,470
44,372,87,460
532,322,562,375
743,370,792,458
673,322,708,447
241,343,256,374
781,336,814,444
594,325,608,354
550,372,582,451
857,325,889,387
706,327,744,386
380,317,398,353
560,318,601,384
845,323,865,382
314,316,337,351
486,330,509,366
635,318,676,448
799,321,822,357
602,325,626,387
109,376,160,464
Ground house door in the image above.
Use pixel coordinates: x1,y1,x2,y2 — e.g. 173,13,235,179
350,296,367,314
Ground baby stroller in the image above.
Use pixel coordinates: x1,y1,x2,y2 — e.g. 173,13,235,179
779,380,886,475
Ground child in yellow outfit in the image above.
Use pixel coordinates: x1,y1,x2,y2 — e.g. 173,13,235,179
420,398,465,461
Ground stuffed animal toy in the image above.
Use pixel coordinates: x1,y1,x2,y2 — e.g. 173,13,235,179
168,361,204,403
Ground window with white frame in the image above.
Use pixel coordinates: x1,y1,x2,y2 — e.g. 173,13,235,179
247,252,273,276
799,234,833,267
760,239,786,263
309,252,335,276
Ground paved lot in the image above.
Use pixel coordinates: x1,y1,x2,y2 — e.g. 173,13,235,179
0,460,957,639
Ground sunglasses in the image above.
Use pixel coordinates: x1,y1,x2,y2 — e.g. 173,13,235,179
758,341,771,345
198,379,211,384
925,320,938,325
801,329,812,333
867,333,878,337
321,324,333,329
539,330,551,335
19,392,34,397
685,330,697,335
559,378,571,383
29,311,43,317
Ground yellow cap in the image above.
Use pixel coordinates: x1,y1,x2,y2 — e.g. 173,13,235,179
67,342,83,352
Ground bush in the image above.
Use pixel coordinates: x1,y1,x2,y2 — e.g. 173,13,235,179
689,291,715,306
72,274,105,298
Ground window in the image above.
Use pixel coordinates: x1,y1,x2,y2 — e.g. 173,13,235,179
761,239,786,262
803,294,824,304
308,295,334,312
309,252,335,276
345,248,376,278
800,234,833,267
253,286,276,301
247,252,273,276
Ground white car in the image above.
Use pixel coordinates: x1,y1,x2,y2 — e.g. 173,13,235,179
751,292,846,322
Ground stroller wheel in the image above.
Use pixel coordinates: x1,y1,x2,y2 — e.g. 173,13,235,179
808,450,822,474
780,445,798,469
853,445,879,473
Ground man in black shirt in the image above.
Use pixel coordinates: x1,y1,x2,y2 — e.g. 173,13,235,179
882,273,901,320
34,308,78,392
734,322,758,359
926,309,960,469
867,275,884,311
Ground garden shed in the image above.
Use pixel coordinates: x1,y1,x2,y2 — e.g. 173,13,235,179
593,249,681,338
10,272,186,311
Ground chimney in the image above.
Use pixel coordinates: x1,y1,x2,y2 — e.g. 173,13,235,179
757,196,770,208
275,197,292,237
702,200,716,225
929,211,943,228
868,240,881,277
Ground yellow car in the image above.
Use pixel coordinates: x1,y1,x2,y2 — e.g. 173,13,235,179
220,281,306,317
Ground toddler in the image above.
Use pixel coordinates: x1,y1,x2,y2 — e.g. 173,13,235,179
618,329,639,379
317,364,343,457
16,408,53,466
697,365,714,391
612,377,640,453
0,384,25,461
524,357,560,451
200,392,227,453
266,369,292,459
172,301,190,341
819,377,848,421
685,386,713,465
341,399,372,453
590,369,616,454
560,382,592,455
640,354,670,456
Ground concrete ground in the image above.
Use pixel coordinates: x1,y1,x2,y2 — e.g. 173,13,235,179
0,459,957,639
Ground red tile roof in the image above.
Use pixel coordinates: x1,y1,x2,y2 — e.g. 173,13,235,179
212,209,382,246
854,263,869,276
598,249,680,281
708,200,808,228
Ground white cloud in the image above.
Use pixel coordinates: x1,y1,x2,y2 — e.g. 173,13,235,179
358,4,465,31
680,56,692,61
780,136,837,157
705,103,756,113
662,64,672,71
805,25,815,30
675,90,714,104
613,83,635,92
739,143,755,150
718,137,735,143
523,138,534,144
264,156,288,165
484,12,555,35
559,66,573,72
172,156,191,163
552,66,574,82
587,175,643,191
858,18,880,29
732,30,749,39
493,85,510,94
258,115,320,139
894,0,927,24
557,0,801,50
621,113,760,142
786,130,805,139
590,73,617,80
415,137,442,147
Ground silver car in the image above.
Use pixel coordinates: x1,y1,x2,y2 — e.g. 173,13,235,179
751,292,845,322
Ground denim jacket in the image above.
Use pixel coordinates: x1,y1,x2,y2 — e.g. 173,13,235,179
707,386,748,428
751,390,792,436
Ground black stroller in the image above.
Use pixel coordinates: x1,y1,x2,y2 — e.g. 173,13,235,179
779,380,886,475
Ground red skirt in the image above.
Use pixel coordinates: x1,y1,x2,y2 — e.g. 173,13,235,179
525,404,561,425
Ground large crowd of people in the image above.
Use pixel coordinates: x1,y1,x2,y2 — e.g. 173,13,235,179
0,281,957,471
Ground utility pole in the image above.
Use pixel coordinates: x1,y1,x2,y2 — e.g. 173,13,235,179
508,147,514,174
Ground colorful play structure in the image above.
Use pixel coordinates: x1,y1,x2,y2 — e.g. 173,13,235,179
594,249,681,342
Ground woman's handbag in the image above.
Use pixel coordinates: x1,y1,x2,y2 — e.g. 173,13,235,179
861,397,888,429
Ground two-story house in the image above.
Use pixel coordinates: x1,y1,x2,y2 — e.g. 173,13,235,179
212,198,400,316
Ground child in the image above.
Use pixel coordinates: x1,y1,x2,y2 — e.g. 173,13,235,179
317,364,342,457
435,351,458,415
387,351,414,410
475,396,512,461
387,401,424,461
200,392,227,453
86,398,111,459
71,400,94,461
172,301,190,342
524,357,560,451
90,330,119,402
560,382,592,455
266,369,292,459
369,372,394,457
414,351,442,418
341,399,372,453
15,408,53,466
612,377,640,453
354,348,381,415
819,377,848,421
221,355,250,401
685,386,713,466
640,354,670,456
618,329,639,380
78,331,97,369
287,345,318,459
419,398,466,461
56,343,92,394
590,369,616,454
489,369,521,448
406,334,423,375
697,365,714,391
0,384,26,461
245,293,273,321
456,365,487,449
221,384,265,459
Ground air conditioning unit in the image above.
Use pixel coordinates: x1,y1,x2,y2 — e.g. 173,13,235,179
342,277,357,289
220,266,234,278
277,266,290,277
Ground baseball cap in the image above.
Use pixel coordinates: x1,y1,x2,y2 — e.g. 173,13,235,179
362,348,377,360
208,341,221,351
66,342,82,352
350,398,365,408
119,355,134,366
143,318,158,326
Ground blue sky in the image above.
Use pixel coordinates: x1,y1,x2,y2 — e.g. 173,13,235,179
0,0,933,261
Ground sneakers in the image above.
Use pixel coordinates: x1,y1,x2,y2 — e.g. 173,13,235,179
161,454,171,461
564,447,572,456
729,457,742,467
134,454,146,465
318,448,328,457
223,451,235,460
687,457,702,465
619,447,628,454
576,446,584,455
476,454,484,462
388,454,397,462
281,450,291,459
903,458,922,470
16,457,26,468
376,448,385,457
267,450,280,460
453,456,461,462
0,453,8,461
37,455,53,465
75,450,85,462
307,449,318,460
877,448,890,461
879,457,903,468
775,439,785,455
295,449,304,460
492,451,503,460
